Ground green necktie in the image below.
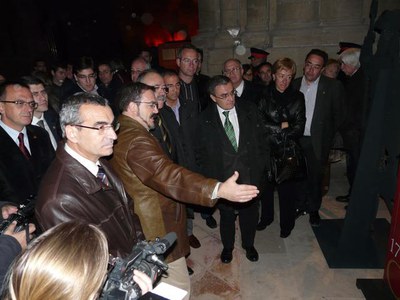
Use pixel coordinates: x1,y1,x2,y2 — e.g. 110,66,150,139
223,111,238,151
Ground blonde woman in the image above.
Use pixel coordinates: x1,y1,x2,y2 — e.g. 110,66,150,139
4,222,152,300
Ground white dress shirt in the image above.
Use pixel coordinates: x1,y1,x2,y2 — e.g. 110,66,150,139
216,105,240,147
0,120,31,153
300,76,320,136
32,115,58,150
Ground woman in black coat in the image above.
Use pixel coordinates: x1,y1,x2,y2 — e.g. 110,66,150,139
257,58,306,238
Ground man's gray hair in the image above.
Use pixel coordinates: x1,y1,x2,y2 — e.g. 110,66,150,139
59,93,108,138
339,48,361,68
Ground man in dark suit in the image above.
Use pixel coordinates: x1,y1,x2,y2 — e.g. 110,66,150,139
195,75,266,264
336,48,369,203
223,58,264,106
21,76,61,150
292,49,345,226
0,82,55,204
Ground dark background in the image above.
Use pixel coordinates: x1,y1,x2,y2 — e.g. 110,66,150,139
0,0,198,78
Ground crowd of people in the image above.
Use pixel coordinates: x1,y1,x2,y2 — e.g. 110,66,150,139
0,42,368,299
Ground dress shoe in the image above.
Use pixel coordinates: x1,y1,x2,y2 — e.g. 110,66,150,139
309,211,321,227
295,209,307,219
188,234,201,248
243,246,259,262
205,216,217,229
187,266,194,276
280,230,292,238
256,219,273,231
336,194,350,203
220,248,233,263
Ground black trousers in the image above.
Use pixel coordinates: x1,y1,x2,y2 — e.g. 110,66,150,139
297,137,324,213
341,129,362,193
218,198,258,249
259,179,296,233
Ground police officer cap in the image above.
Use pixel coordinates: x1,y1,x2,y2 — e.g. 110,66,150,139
337,42,362,54
248,48,269,59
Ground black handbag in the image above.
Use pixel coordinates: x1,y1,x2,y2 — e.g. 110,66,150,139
270,137,307,184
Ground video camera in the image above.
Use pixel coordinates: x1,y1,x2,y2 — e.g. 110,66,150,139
0,195,35,234
101,232,177,300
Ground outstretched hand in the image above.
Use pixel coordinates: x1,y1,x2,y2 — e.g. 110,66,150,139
217,171,259,202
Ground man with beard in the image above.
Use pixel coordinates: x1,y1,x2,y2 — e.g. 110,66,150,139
110,82,259,299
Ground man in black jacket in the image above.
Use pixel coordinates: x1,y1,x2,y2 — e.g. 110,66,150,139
292,49,345,226
195,75,266,264
0,82,55,205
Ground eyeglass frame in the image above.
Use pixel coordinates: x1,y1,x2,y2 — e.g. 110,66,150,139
71,122,120,133
75,73,97,80
223,67,242,75
0,100,38,109
212,90,237,100
134,101,159,109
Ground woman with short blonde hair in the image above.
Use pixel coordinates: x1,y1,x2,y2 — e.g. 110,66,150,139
5,222,109,300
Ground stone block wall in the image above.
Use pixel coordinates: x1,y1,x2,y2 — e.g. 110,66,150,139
192,0,400,76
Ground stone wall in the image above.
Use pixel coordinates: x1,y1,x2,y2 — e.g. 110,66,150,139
192,0,400,76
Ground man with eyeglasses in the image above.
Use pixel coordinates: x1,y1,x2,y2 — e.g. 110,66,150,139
163,69,203,264
140,69,203,255
21,76,61,150
64,56,99,101
0,81,55,205
292,49,345,227
223,58,263,106
176,44,208,111
35,93,149,264
194,75,266,264
110,82,260,299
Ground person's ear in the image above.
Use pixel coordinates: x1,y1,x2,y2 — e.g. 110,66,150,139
65,125,78,143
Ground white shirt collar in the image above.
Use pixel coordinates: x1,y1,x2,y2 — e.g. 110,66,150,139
0,120,28,144
235,80,245,97
64,143,100,177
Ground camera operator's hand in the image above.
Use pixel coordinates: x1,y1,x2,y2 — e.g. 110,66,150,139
133,270,153,295
217,171,259,202
4,221,36,250
1,204,18,219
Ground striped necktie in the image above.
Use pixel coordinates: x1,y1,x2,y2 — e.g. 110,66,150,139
223,111,237,151
97,165,110,188
158,117,172,154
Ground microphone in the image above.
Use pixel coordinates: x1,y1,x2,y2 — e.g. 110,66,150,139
152,232,177,254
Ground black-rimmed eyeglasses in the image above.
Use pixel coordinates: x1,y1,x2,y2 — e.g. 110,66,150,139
212,90,237,100
0,100,38,109
71,122,120,133
135,101,158,109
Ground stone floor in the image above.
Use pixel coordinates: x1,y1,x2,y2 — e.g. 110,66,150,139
187,160,391,299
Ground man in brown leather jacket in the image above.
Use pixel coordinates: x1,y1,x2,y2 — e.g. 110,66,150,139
35,93,145,259
110,82,259,298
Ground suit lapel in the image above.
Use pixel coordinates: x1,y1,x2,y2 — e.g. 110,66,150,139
312,76,327,129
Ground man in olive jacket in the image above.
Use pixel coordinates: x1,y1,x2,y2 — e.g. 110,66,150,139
110,82,259,298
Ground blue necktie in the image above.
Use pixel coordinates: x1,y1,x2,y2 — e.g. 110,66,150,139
97,166,110,188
